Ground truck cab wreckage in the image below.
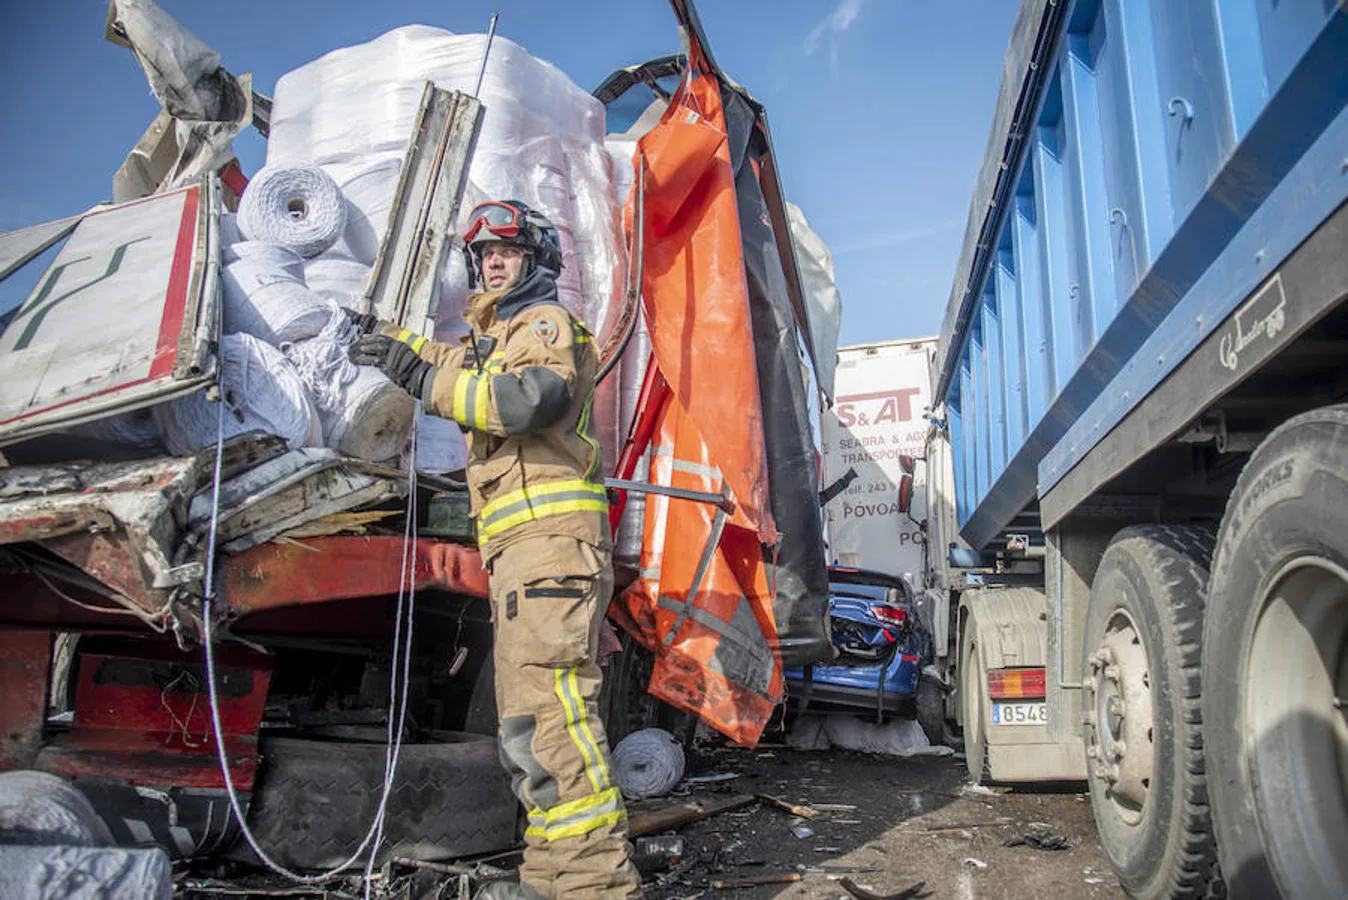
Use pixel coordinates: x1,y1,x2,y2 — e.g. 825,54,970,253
0,0,837,884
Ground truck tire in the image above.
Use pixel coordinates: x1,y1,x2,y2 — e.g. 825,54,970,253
916,676,947,747
1082,524,1221,900
1204,405,1348,900
959,621,990,783
232,733,516,870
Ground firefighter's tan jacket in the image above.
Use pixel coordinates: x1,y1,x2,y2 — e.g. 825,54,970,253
389,287,608,562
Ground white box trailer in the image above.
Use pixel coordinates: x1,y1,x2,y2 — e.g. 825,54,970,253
820,338,936,582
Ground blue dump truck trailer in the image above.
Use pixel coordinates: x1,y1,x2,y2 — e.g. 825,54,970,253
914,2,1348,898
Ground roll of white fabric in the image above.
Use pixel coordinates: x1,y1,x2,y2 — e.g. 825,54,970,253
301,254,371,305
612,728,686,800
222,242,337,345
237,161,348,258
285,312,414,463
155,333,318,455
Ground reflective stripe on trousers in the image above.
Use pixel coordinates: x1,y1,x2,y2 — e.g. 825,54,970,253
525,785,626,842
478,479,608,543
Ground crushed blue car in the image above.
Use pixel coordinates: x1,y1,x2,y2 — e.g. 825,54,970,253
785,566,943,740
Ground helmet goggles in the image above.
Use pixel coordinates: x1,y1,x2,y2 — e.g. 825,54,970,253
463,201,529,243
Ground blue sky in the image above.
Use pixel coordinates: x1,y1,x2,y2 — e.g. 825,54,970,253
0,0,1017,345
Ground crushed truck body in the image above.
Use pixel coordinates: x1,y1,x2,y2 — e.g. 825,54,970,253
0,0,834,884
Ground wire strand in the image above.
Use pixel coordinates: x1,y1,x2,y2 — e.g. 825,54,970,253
201,383,423,884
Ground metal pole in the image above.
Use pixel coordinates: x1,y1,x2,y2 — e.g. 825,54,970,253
473,13,500,98
604,477,735,514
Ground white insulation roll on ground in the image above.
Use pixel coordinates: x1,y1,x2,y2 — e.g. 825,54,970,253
611,728,686,800
237,161,348,258
285,312,415,462
222,242,337,344
155,333,319,455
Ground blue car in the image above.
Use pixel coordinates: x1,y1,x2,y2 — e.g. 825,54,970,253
785,567,943,739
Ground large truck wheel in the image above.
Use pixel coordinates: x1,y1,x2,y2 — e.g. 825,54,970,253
1082,525,1221,900
959,620,990,783
1204,405,1348,899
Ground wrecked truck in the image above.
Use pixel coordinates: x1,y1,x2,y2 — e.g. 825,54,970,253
0,0,833,876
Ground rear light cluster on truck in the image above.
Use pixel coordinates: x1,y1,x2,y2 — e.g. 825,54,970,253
986,667,1046,700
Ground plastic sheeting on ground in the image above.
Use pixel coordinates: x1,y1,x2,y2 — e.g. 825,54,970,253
155,333,319,455
788,714,955,758
237,161,347,258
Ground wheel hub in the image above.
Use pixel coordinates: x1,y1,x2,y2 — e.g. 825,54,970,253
1084,610,1155,823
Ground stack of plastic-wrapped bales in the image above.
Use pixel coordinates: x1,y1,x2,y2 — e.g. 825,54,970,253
148,26,626,472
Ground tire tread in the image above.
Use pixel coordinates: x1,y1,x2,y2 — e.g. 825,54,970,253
1093,523,1224,899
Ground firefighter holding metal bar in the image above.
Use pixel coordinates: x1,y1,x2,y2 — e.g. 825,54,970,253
346,200,640,899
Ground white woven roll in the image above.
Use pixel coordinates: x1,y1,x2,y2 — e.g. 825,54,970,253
237,161,348,258
222,242,337,345
285,312,414,462
155,333,318,455
612,728,686,800
301,255,371,305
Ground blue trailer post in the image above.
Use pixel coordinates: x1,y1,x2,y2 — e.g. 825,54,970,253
928,3,1348,897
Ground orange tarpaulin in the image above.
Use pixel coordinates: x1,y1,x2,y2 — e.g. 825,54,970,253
633,67,777,547
615,394,783,746
607,64,790,745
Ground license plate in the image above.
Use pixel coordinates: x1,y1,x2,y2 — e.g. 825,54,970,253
991,701,1046,726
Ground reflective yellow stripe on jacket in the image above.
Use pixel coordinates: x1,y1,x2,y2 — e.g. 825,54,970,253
395,328,428,354
451,370,490,431
477,479,608,543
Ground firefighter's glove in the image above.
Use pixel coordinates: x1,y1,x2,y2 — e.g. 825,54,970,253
348,334,436,400
341,307,384,336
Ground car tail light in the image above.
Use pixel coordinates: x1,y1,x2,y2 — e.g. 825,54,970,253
986,667,1046,699
870,605,908,627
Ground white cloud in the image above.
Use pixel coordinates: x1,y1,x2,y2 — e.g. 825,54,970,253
830,220,963,256
805,0,864,70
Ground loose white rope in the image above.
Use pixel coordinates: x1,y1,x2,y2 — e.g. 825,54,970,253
363,404,419,899
201,379,422,884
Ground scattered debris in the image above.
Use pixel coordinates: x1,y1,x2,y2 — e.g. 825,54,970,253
683,772,740,785
756,793,817,818
960,783,1008,797
813,802,858,811
791,825,816,839
633,835,685,875
917,818,1011,832
711,873,803,889
1004,832,1071,851
964,857,988,869
626,794,756,838
799,865,882,875
839,877,933,900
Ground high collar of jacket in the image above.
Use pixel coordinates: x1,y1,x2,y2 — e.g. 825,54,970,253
464,267,560,331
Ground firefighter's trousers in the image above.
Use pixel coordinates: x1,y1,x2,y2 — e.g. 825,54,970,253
489,534,641,899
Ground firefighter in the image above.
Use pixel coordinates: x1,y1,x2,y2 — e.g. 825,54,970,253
345,200,640,899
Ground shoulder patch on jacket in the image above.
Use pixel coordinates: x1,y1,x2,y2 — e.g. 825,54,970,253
530,316,561,346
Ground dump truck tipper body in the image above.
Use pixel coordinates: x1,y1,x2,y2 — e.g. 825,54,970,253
926,1,1348,897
